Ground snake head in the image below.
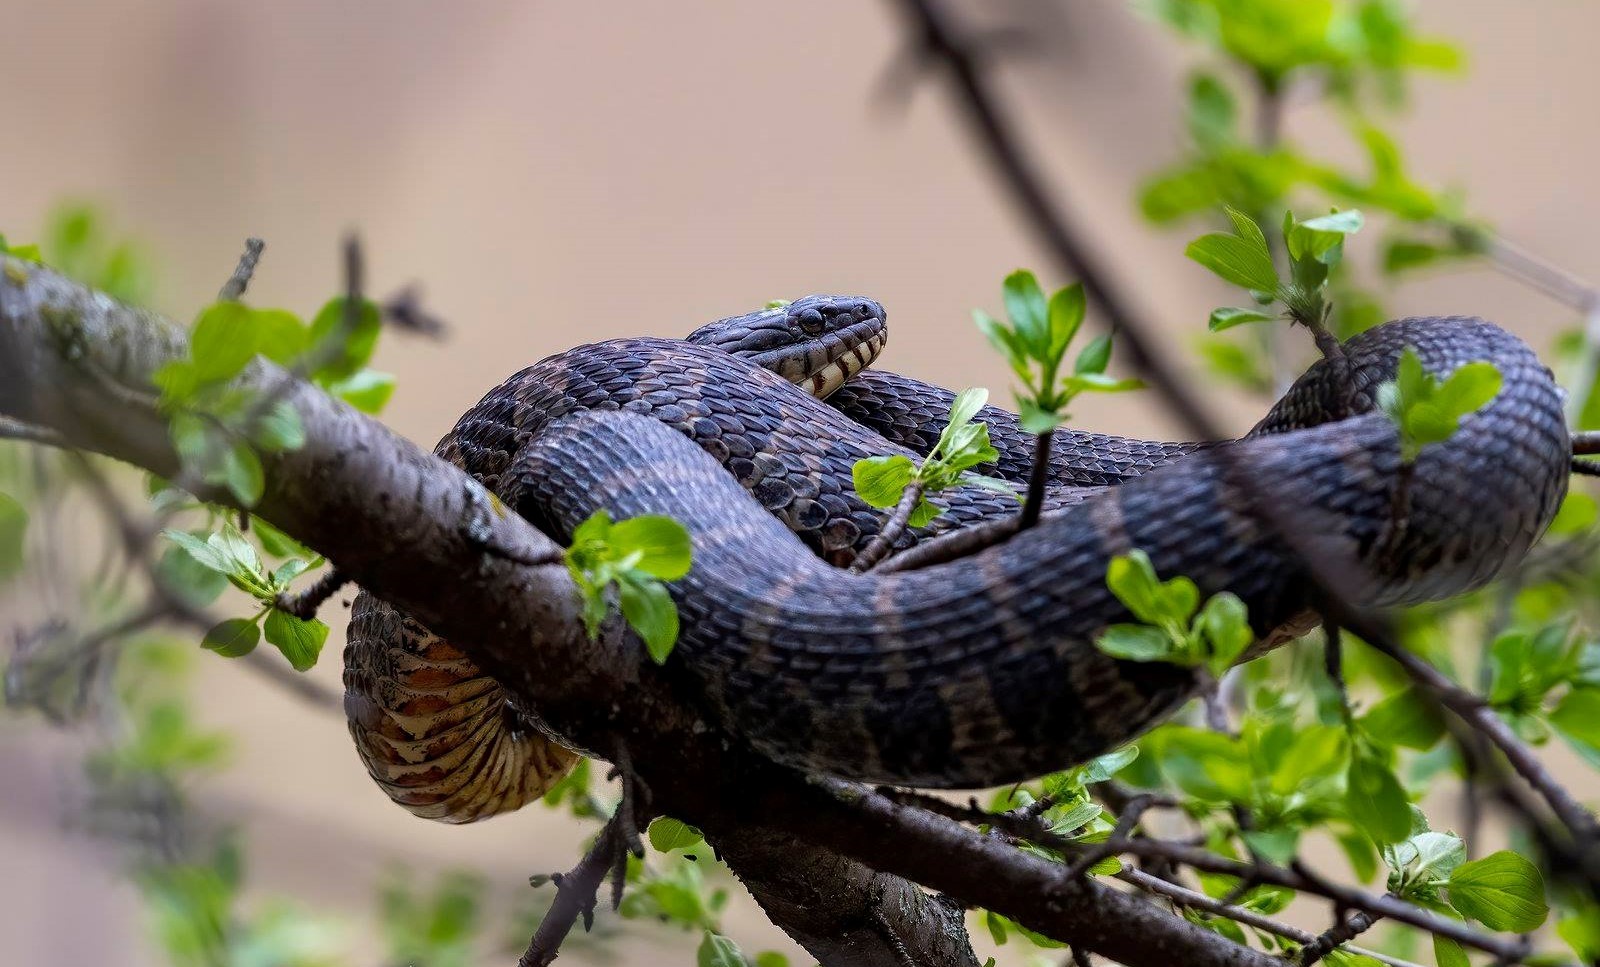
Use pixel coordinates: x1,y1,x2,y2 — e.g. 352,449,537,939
685,295,888,398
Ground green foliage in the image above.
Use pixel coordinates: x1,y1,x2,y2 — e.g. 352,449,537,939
162,523,329,670
1375,347,1502,462
1095,550,1253,678
974,271,1142,434
378,870,486,967
1187,205,1364,333
0,490,27,582
153,290,395,505
852,387,1011,527
648,816,706,853
565,509,692,663
1139,0,1461,97
1446,851,1548,932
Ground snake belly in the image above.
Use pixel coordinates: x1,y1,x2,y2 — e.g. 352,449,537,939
347,315,1567,815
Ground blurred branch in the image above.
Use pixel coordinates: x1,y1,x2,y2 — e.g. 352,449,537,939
217,237,265,302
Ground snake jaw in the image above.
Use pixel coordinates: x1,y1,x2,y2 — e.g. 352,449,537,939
802,328,888,399
684,294,889,399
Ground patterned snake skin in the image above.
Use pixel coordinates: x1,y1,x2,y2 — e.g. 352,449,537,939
344,298,1569,821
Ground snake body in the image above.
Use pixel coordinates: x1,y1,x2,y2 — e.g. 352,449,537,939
345,300,1568,820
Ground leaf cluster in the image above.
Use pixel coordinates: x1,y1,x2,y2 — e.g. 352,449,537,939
153,297,393,505
852,387,1012,528
1187,205,1364,333
1095,549,1254,678
1375,347,1501,462
975,271,1142,434
163,523,330,670
565,509,692,663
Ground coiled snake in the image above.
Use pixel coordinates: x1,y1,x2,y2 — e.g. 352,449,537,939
344,297,1569,822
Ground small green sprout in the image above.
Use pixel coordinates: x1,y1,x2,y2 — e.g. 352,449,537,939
161,523,329,670
1186,205,1365,333
1094,550,1252,679
1376,347,1501,462
852,387,1012,529
564,509,692,663
975,271,1143,434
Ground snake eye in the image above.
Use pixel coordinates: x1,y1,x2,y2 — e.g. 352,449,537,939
796,308,826,336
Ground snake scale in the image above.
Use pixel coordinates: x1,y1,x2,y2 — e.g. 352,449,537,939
344,297,1569,822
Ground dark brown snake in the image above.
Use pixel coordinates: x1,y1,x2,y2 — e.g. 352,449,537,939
344,298,1569,823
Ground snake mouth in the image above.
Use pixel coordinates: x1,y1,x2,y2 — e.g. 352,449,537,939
793,325,887,399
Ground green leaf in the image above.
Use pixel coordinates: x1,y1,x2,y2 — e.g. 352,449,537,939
618,575,679,664
1207,307,1276,332
1002,270,1051,359
610,515,692,581
162,529,232,574
1241,827,1299,865
1270,725,1348,795
1046,283,1086,363
1346,751,1411,845
1105,551,1165,624
1155,727,1252,802
1430,936,1468,967
1186,73,1236,147
1299,209,1366,235
647,816,704,853
1550,687,1600,749
1435,360,1502,416
329,369,397,413
1195,591,1251,677
1186,228,1277,292
1074,333,1113,375
252,400,305,452
0,491,26,581
1097,624,1177,662
1063,373,1145,394
906,497,942,528
754,953,789,967
154,543,229,607
262,609,329,671
1018,400,1064,434
1447,851,1548,931
945,387,989,435
1077,746,1139,784
202,618,260,658
1359,687,1447,751
852,455,916,509
307,296,382,381
250,308,311,364
1224,205,1270,256
974,309,1028,374
189,302,259,382
214,441,265,506
697,931,745,967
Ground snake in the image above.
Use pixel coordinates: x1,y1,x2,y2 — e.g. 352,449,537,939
343,297,1569,823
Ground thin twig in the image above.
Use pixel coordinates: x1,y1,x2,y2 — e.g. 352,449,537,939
273,567,350,621
1117,869,1420,967
874,514,1018,573
519,814,625,967
1358,633,1600,844
851,480,926,573
1017,428,1054,530
217,238,265,302
1298,910,1380,966
0,415,68,448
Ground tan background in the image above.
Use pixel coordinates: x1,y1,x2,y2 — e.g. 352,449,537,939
3,2,1597,964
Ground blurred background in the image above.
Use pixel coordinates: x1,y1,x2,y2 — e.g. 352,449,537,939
3,1,1598,965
